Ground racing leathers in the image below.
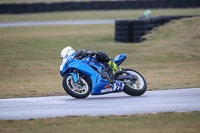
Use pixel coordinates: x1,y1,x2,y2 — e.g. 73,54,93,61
74,50,119,84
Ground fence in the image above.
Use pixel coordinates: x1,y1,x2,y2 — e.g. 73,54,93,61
0,0,200,14
114,15,197,43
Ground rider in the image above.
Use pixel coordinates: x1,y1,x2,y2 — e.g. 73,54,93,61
61,46,120,84
74,49,121,84
139,9,152,19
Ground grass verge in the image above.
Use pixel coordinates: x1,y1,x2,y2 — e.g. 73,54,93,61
0,111,200,133
0,17,200,98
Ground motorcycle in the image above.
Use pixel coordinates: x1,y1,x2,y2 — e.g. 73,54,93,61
59,52,147,99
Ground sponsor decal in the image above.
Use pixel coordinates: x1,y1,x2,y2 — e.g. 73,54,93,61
101,83,124,93
105,84,113,89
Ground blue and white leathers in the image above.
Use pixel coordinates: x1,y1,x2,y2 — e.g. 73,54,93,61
60,53,127,95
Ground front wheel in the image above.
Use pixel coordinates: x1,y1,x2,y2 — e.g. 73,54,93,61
62,75,91,99
123,69,147,96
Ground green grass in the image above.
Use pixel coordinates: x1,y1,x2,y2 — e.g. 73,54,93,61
0,112,200,133
0,16,200,98
0,8,200,23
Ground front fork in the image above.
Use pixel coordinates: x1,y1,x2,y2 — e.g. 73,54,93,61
70,69,79,83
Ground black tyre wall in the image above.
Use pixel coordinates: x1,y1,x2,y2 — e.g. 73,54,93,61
0,0,200,14
114,15,195,43
0,4,6,13
43,3,53,12
114,20,132,43
33,3,44,13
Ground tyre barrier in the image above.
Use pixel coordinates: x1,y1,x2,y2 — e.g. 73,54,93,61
114,20,132,43
0,0,200,14
114,15,195,43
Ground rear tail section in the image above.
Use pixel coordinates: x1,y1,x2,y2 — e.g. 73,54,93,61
113,54,127,66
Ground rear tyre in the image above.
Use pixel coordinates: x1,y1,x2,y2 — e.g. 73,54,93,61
62,74,91,99
123,69,147,96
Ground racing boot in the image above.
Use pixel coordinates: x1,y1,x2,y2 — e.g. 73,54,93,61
107,60,120,73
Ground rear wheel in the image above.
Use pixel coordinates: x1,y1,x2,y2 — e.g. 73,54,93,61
62,75,91,99
123,69,147,96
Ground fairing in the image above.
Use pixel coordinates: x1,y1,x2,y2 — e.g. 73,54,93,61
60,54,127,95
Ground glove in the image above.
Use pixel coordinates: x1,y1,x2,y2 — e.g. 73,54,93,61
86,50,96,57
75,49,87,59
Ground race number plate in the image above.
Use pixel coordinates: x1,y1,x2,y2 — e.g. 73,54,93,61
101,82,125,93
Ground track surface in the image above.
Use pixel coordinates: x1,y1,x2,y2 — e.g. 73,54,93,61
0,88,200,120
0,19,115,28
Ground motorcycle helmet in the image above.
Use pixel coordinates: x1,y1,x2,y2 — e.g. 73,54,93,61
61,46,75,59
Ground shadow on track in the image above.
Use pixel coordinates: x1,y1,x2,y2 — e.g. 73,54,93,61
67,95,147,100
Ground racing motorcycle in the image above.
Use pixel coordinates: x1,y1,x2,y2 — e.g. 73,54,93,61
59,49,147,99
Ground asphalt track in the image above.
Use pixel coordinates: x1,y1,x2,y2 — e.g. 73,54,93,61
0,88,200,120
0,19,115,28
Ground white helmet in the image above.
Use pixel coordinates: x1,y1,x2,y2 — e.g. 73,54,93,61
61,46,75,58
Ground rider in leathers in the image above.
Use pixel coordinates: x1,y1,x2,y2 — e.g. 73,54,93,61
74,50,120,84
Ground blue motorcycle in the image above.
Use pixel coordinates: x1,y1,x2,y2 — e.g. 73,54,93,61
60,51,147,99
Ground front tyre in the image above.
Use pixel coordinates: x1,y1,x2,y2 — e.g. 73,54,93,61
123,69,147,96
62,75,91,99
